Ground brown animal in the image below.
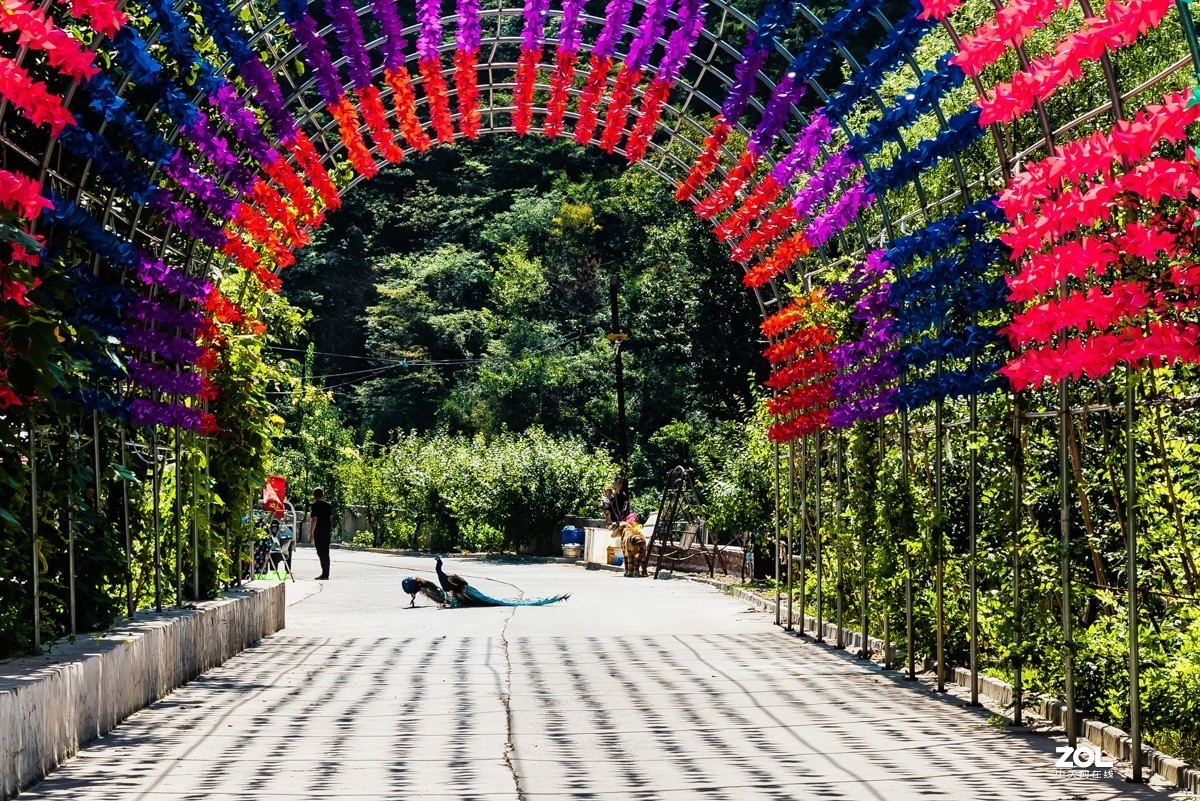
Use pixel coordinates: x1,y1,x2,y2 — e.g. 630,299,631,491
617,521,648,577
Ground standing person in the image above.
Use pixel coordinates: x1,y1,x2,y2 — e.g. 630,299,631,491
310,488,334,580
611,476,631,523
601,488,615,526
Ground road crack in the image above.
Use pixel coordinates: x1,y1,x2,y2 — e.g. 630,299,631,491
499,606,526,801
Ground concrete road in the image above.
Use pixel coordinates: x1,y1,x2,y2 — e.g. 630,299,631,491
22,548,1174,800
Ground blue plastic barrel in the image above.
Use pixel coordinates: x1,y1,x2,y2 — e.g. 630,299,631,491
560,526,585,545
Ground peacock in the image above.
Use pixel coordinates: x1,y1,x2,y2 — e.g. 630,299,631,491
402,577,446,607
428,557,570,607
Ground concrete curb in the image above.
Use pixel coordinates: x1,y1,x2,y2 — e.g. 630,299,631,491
0,582,286,800
947,667,1200,794
686,576,896,654
692,576,1200,796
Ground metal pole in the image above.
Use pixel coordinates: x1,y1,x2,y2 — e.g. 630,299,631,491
121,430,133,617
798,436,808,636
300,356,310,503
1126,367,1141,781
1176,0,1200,72
91,412,102,624
935,395,946,692
152,427,162,612
774,440,781,627
860,425,872,659
1060,377,1076,745
969,360,980,705
879,422,890,669
902,408,915,680
192,433,200,600
1012,396,1024,725
835,433,844,649
30,423,40,654
815,429,824,642
174,426,183,607
60,429,76,637
68,507,76,636
787,439,795,631
204,436,211,580
608,274,629,469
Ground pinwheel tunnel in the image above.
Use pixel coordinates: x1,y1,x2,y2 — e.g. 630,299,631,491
3,0,1200,784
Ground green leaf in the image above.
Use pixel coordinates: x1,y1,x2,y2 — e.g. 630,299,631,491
112,463,137,482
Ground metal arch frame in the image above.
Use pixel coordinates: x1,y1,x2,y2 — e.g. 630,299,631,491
8,0,822,321
4,0,1010,314
6,0,1200,700
242,0,990,300
247,0,828,317
204,4,1200,694
5,0,1197,297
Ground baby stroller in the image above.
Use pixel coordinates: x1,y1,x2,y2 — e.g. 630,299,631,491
244,507,297,582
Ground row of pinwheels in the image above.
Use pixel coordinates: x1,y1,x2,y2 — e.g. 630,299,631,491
668,0,1200,441
0,0,751,432
0,0,343,430
3,0,1199,444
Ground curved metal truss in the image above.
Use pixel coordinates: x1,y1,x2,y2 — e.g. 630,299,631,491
6,3,1200,770
3,0,1196,314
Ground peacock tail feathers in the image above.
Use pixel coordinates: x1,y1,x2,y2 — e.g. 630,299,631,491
459,585,570,607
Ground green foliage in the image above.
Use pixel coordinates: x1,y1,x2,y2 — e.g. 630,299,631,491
284,137,765,491
704,402,774,538
274,415,616,554
0,260,305,657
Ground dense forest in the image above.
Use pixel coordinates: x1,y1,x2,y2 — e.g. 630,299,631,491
273,136,775,539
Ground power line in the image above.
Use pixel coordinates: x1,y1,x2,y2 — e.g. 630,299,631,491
264,331,592,394
268,331,591,370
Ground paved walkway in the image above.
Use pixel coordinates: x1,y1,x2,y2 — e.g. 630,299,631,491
23,548,1177,800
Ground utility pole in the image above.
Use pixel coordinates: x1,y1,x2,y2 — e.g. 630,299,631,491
608,274,629,469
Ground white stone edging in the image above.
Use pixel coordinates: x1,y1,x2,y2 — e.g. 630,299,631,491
0,581,286,800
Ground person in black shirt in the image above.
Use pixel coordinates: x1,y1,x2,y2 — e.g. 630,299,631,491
601,488,615,526
310,488,334,580
611,476,631,524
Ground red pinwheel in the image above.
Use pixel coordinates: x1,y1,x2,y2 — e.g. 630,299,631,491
730,203,798,264
764,326,837,363
917,0,963,20
1,0,100,80
330,96,378,179
765,352,836,390
0,56,76,133
760,292,826,338
676,120,732,201
744,232,812,289
59,0,128,37
357,85,405,162
573,54,615,147
264,160,321,226
695,151,757,220
385,68,432,152
288,132,342,211
0,168,52,220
